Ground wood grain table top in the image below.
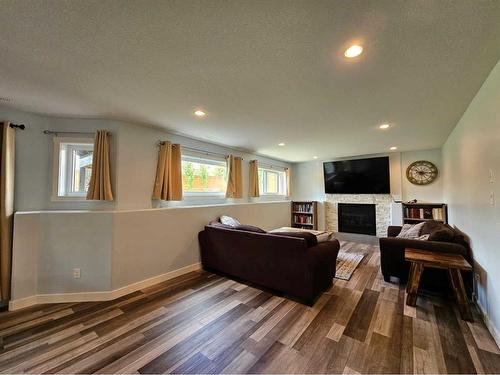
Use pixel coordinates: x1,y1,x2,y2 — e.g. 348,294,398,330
405,248,472,270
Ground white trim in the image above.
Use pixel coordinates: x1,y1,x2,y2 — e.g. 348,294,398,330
9,262,201,311
475,301,500,350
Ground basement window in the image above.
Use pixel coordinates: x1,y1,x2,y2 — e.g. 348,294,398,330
181,153,227,197
258,167,287,196
52,137,94,200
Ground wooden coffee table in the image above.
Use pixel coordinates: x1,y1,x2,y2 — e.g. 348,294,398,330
405,248,473,321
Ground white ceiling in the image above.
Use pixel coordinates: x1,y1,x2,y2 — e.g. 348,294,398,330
1,1,500,162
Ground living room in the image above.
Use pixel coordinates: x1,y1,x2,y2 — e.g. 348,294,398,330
0,1,499,374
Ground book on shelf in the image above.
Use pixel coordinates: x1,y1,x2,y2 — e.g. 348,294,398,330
403,206,445,221
293,202,313,213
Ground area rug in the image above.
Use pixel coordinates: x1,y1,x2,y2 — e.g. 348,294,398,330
335,252,365,280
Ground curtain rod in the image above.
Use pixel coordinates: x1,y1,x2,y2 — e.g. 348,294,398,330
157,141,229,159
259,161,287,170
43,130,103,136
9,123,25,130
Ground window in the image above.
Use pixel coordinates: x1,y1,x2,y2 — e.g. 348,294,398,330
52,137,94,199
181,154,227,196
258,167,287,195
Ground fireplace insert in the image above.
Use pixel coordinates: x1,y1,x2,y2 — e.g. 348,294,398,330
338,203,376,235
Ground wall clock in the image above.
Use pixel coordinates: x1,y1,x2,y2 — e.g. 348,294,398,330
406,160,438,185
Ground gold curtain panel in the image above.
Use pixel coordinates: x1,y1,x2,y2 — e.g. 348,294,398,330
152,141,183,201
226,155,243,198
248,160,260,198
87,130,114,201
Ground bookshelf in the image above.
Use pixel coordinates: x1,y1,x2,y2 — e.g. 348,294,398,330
402,203,448,224
291,201,318,230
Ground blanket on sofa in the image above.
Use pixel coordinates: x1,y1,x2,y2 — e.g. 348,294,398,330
269,226,334,243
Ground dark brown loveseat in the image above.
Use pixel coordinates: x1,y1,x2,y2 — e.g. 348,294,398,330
379,223,472,295
198,224,340,305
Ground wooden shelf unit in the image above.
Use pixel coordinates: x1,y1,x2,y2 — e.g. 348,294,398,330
402,203,448,225
291,201,318,230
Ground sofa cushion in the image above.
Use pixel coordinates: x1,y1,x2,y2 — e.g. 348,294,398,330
235,224,266,234
270,231,318,247
397,222,425,239
428,225,455,242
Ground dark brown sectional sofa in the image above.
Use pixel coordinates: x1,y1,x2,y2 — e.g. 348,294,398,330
198,224,340,305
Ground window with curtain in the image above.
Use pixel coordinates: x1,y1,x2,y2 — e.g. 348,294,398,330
181,153,227,196
52,137,94,199
258,166,287,195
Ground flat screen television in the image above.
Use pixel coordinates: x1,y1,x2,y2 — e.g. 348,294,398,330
323,156,390,194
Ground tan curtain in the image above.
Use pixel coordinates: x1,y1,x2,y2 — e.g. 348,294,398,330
86,130,114,201
248,160,260,197
152,141,182,200
0,122,15,301
226,155,243,198
285,167,292,197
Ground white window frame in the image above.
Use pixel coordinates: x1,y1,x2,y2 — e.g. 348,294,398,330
181,151,228,199
258,166,287,196
51,136,94,201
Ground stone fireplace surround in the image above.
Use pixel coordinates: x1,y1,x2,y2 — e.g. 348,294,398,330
325,194,393,237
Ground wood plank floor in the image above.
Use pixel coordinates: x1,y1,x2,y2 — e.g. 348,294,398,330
1,241,499,374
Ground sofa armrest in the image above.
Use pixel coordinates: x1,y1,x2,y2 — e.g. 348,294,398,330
387,226,402,237
379,237,467,257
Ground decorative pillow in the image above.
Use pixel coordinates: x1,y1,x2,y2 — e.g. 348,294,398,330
270,231,318,247
235,224,266,234
420,220,445,235
219,215,241,228
428,226,455,242
396,222,425,239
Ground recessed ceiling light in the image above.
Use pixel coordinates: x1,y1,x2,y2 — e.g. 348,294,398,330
278,142,285,146
194,109,206,117
313,156,318,159
344,45,363,58
379,124,390,129
390,146,398,151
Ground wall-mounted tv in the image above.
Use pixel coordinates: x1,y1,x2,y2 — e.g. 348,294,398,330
323,156,390,194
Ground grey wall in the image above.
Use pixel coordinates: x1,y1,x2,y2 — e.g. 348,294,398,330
0,104,290,211
442,58,500,343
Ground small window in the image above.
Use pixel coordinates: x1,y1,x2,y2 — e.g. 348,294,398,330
181,154,227,196
258,167,287,195
52,137,94,199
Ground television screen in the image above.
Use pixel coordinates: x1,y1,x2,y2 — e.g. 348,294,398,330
323,156,390,194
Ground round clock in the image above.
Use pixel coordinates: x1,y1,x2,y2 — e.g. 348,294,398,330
406,160,438,185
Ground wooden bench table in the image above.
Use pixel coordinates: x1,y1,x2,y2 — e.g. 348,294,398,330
405,248,473,321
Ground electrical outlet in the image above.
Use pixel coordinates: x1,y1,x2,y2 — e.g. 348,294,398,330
490,191,495,206
73,268,81,279
489,169,495,184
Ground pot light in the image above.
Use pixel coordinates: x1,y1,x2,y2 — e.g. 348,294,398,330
344,45,363,58
313,156,318,159
194,109,206,117
390,146,398,151
379,124,390,129
278,142,285,147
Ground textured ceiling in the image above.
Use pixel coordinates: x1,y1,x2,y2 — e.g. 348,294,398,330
1,0,500,162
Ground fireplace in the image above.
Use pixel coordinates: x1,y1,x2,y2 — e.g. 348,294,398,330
338,203,376,236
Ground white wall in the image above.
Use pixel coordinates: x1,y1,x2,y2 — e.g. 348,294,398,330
11,201,290,303
442,58,500,344
292,150,443,229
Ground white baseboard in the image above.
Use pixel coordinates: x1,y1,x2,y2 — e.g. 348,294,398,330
475,301,500,350
9,262,201,311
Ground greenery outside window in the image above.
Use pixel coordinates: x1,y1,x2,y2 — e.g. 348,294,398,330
181,154,227,196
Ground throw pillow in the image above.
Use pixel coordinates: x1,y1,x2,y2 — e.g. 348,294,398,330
396,222,425,239
219,215,241,227
420,220,444,235
235,224,266,234
428,226,455,242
